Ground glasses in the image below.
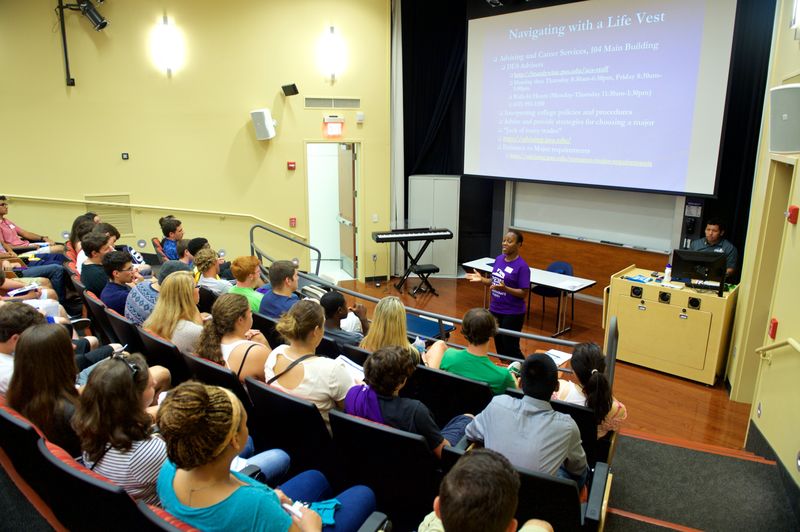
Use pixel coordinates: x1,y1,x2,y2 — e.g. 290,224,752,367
111,348,139,379
0,203,8,207
119,267,134,272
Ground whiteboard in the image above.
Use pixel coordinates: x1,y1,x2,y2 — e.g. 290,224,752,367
512,182,681,252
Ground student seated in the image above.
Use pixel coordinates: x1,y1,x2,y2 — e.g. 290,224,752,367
466,353,588,487
259,260,300,319
359,296,447,365
73,354,291,505
553,342,627,438
6,323,82,455
418,448,554,532
425,308,518,394
0,195,65,255
69,218,96,266
80,231,115,296
265,300,354,428
196,293,271,383
158,215,184,260
194,248,233,296
100,250,138,314
320,291,369,352
156,381,377,532
143,271,205,355
228,255,264,312
125,260,191,326
345,346,472,459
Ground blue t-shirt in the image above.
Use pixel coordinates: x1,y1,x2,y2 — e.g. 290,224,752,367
161,239,178,260
100,282,131,315
489,255,530,315
157,460,291,532
259,289,299,319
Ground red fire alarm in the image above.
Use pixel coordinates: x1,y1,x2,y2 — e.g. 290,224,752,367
287,161,296,170
787,205,799,225
289,217,297,228
768,318,778,340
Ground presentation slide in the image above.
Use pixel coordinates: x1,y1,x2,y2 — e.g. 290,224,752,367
464,0,737,195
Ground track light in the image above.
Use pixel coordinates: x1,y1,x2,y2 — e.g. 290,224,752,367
78,0,107,31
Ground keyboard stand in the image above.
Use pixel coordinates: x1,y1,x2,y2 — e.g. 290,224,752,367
394,238,437,291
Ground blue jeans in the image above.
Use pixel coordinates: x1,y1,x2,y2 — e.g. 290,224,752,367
280,470,376,532
557,464,589,489
441,414,472,447
245,448,291,486
21,264,66,301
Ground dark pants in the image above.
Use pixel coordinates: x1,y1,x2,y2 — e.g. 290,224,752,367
491,311,525,359
73,342,113,371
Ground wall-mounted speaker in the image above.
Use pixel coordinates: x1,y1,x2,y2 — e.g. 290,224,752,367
281,83,299,96
250,108,276,140
770,84,800,153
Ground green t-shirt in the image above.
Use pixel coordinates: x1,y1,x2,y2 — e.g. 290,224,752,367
440,348,516,394
228,286,263,312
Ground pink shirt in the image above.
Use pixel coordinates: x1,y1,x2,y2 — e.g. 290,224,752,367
0,219,28,246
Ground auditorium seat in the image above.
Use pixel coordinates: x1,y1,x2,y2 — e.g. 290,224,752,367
151,237,169,264
342,344,372,366
251,311,284,349
84,290,120,345
316,334,341,358
137,502,199,532
399,364,494,428
182,352,253,415
0,404,49,498
329,409,440,531
244,377,335,480
442,446,610,531
105,308,147,354
196,286,218,314
137,328,190,384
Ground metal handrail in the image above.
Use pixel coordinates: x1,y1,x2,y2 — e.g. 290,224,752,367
756,337,800,365
7,194,305,241
250,225,323,276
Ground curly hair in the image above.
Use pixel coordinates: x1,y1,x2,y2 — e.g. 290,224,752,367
363,346,416,396
275,299,323,341
72,353,152,462
156,382,242,470
193,248,218,274
196,293,249,364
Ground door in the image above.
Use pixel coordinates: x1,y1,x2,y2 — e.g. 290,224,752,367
337,143,357,278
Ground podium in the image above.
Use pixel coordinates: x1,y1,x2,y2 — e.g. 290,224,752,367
602,266,737,385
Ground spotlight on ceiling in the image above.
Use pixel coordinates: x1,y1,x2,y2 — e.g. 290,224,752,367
79,0,107,31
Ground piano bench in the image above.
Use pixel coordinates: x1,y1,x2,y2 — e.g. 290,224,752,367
410,264,440,275
409,264,440,298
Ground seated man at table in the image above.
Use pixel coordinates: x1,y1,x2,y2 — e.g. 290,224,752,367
689,217,738,278
258,260,299,318
425,308,518,394
465,353,588,487
320,290,370,351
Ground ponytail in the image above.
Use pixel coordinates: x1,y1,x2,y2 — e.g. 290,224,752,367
571,342,613,424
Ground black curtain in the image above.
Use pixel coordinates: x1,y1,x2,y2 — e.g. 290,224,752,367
402,0,777,263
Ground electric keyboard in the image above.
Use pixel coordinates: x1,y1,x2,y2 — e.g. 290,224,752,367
372,228,453,243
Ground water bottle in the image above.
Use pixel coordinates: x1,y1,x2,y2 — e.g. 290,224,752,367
412,336,426,353
664,263,672,284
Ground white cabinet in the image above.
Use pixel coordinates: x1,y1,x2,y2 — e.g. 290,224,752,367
407,175,460,277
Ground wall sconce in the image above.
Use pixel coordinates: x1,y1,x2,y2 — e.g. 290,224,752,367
316,25,347,82
150,15,186,75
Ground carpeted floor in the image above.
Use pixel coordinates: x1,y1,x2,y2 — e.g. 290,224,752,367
0,465,52,532
608,435,799,531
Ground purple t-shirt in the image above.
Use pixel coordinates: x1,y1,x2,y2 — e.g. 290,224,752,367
489,255,530,315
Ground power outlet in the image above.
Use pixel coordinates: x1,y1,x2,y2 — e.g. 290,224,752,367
372,253,378,262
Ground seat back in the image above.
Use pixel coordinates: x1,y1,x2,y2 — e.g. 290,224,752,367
151,237,168,264
84,290,120,345
400,364,494,427
316,335,341,358
251,311,284,349
182,353,252,414
244,377,334,478
441,446,583,530
341,344,371,365
548,260,574,276
137,328,190,384
36,439,154,531
136,501,199,532
196,286,218,314
329,409,439,530
0,405,48,494
105,308,146,353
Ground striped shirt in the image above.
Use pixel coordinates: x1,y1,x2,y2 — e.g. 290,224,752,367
83,436,167,505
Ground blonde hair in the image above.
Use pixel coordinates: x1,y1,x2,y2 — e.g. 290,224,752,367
143,271,201,339
197,293,249,364
157,382,242,470
360,296,416,361
275,299,323,342
193,248,218,274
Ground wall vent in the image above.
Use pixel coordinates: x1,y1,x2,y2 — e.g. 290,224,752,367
84,194,134,235
304,97,361,109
